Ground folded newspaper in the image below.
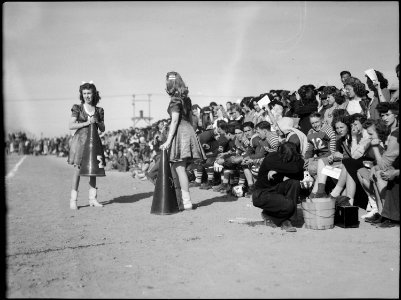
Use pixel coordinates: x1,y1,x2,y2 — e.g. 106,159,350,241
321,165,342,179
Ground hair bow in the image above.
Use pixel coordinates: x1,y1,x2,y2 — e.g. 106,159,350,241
81,80,94,85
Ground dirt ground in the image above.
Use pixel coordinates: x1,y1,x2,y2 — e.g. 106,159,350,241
5,154,400,298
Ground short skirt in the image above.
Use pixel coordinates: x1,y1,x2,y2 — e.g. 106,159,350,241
67,127,88,166
169,120,206,162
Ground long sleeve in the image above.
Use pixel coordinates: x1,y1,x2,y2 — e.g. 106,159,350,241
376,131,399,170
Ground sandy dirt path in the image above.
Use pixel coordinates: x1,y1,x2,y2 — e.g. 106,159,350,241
5,154,399,298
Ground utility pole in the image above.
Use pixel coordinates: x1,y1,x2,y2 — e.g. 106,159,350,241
131,94,153,128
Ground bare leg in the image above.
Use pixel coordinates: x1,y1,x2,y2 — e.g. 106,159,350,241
345,173,356,205
330,166,347,197
173,161,191,209
72,167,81,191
311,159,328,194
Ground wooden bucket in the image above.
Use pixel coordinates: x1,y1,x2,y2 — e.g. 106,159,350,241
301,198,335,230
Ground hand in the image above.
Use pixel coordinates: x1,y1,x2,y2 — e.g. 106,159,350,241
160,141,171,150
370,138,381,146
327,155,334,164
89,116,97,124
267,170,278,181
380,169,398,181
216,158,225,165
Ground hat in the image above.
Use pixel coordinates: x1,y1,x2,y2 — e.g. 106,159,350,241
276,117,294,132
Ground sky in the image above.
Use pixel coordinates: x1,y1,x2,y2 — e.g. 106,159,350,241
3,1,399,139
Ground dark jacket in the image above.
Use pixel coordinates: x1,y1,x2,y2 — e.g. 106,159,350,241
254,151,304,190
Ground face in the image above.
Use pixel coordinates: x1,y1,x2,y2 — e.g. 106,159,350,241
226,102,232,110
310,117,322,131
253,101,261,112
345,85,355,98
351,120,363,134
256,128,267,139
243,126,253,138
327,94,336,105
234,129,243,140
381,110,397,127
366,125,379,140
82,89,93,104
335,121,348,137
341,73,351,84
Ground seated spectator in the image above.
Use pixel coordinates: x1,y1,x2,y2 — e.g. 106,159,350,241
304,112,336,177
343,77,368,116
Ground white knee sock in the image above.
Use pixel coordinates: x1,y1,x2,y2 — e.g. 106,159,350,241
181,189,191,202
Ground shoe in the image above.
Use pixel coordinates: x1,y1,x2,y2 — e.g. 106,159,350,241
377,219,398,228
361,208,378,220
212,183,224,192
182,199,193,210
371,215,385,224
88,187,103,208
219,183,231,194
199,182,213,190
281,220,297,232
364,213,381,223
189,181,201,188
245,186,255,198
261,211,277,228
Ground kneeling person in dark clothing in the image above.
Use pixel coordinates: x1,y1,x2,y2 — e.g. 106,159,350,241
252,142,305,232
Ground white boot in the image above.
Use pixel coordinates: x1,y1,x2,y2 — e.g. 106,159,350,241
89,187,103,207
70,190,78,210
181,189,193,210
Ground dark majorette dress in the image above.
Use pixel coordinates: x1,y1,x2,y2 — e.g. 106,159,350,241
67,104,104,166
167,96,206,162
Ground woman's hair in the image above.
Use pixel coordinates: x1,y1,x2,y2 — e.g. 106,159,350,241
297,84,318,105
332,108,349,120
278,141,302,163
331,89,346,105
365,70,389,95
165,71,189,98
376,102,399,116
240,97,254,109
344,77,367,98
350,113,367,125
362,118,390,144
332,114,351,135
79,82,101,106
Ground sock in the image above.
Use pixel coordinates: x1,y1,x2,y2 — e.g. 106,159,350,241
207,167,214,182
181,189,191,202
316,183,326,195
221,174,224,184
238,170,246,186
195,167,203,183
233,171,239,185
330,185,343,197
223,170,230,184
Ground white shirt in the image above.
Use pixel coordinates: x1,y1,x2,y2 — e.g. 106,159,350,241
346,99,363,115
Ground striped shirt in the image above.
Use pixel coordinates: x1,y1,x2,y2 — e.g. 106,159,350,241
305,125,336,159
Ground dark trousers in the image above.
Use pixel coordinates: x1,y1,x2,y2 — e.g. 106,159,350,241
252,179,300,226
